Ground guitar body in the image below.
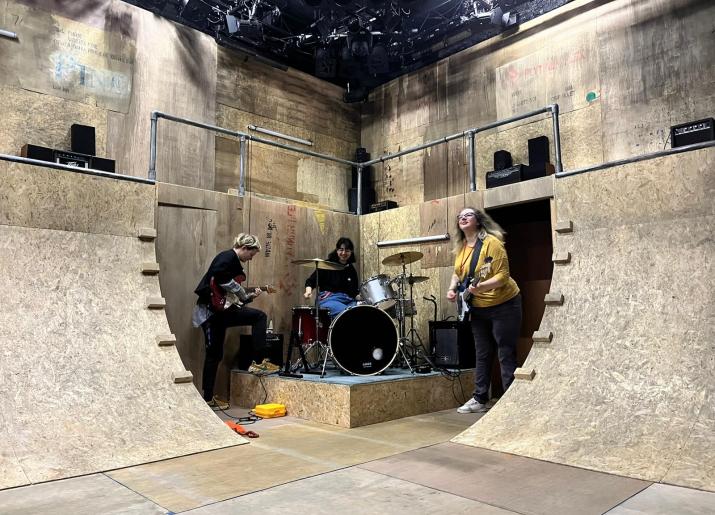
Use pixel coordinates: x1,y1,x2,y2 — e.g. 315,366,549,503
455,257,493,321
210,276,275,312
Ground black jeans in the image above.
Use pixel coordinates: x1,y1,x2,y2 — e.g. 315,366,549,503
470,294,522,404
201,306,267,401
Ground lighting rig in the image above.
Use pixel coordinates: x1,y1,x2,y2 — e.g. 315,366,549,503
126,1,523,102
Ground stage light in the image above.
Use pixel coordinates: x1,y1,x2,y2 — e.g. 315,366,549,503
368,43,389,75
490,7,519,29
343,82,369,103
226,15,264,42
315,46,337,78
349,29,371,58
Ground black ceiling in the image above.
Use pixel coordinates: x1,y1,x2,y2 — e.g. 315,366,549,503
122,0,570,102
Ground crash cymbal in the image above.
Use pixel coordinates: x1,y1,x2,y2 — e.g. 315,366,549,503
382,251,423,266
291,258,345,271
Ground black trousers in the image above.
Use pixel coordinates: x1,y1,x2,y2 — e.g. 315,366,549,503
470,294,522,404
201,306,267,401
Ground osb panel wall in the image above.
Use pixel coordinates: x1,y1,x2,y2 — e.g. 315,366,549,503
453,147,715,492
0,164,240,490
361,0,715,205
156,188,360,400
0,0,216,187
215,48,361,210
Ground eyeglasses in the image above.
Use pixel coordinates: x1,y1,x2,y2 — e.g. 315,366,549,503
457,212,476,221
337,248,352,253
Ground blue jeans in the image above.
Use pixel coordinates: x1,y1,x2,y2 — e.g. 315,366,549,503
470,294,522,404
319,292,356,317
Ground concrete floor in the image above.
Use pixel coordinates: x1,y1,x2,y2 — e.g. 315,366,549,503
1,407,713,515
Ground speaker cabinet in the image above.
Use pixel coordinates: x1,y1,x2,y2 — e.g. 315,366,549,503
21,144,55,162
348,187,375,214
70,124,96,156
237,333,284,370
429,320,475,369
670,118,714,148
493,150,513,171
486,164,523,188
527,135,550,165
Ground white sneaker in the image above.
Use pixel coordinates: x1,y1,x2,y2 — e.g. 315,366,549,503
457,398,488,414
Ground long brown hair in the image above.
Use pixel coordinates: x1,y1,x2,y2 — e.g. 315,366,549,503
453,207,505,252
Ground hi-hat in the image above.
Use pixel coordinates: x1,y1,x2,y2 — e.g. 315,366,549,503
292,258,345,270
382,251,423,266
392,274,430,286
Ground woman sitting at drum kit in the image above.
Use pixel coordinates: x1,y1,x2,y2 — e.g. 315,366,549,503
303,237,359,317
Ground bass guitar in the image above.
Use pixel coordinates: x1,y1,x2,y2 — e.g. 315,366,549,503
456,257,493,321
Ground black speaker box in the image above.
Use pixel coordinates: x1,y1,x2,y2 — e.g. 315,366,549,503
355,147,370,163
70,124,96,156
528,135,550,165
21,144,55,162
429,320,475,369
670,118,714,148
91,156,116,173
523,162,555,181
237,333,284,371
348,187,375,214
351,166,372,188
493,150,513,171
486,164,523,188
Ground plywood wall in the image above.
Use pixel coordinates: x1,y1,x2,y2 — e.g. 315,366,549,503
0,0,361,209
156,186,360,400
361,0,715,205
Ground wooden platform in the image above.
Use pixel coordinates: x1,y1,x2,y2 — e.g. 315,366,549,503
231,368,475,428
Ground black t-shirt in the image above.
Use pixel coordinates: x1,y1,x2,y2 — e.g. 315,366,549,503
305,261,359,298
194,249,246,305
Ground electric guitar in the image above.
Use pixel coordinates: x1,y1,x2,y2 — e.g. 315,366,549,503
210,276,276,312
456,257,493,321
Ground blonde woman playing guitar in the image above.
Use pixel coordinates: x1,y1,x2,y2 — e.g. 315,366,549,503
446,208,522,414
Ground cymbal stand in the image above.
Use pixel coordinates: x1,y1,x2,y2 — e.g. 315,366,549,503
393,256,415,374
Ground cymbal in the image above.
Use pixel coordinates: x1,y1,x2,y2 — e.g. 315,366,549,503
392,274,430,285
407,275,430,284
291,258,345,271
382,251,423,266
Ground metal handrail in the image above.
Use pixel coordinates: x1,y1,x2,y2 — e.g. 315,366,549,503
556,140,715,178
149,105,562,213
0,153,154,184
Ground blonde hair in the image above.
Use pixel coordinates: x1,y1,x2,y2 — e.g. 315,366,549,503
233,233,262,251
454,207,505,252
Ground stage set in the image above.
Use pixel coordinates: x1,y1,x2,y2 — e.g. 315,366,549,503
234,250,476,428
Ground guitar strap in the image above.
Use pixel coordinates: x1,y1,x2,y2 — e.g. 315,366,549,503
461,237,484,290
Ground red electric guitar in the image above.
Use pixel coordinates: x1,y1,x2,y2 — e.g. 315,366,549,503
210,276,276,312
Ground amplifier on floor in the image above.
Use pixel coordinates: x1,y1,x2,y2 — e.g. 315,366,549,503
670,118,714,148
429,320,475,369
237,333,284,370
486,164,523,188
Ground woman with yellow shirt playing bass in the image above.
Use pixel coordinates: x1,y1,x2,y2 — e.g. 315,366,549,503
446,207,522,414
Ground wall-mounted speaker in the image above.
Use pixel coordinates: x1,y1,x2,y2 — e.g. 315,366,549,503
493,150,513,171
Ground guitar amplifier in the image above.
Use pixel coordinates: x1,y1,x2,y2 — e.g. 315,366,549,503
670,118,714,148
20,144,115,173
237,333,284,370
429,321,475,369
486,164,523,188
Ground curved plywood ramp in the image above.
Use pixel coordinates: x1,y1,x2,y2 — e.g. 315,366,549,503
453,148,715,492
0,162,241,490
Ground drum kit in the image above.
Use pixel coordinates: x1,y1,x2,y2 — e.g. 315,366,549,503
285,251,429,377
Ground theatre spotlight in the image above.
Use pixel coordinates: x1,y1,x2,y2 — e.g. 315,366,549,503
349,29,371,58
368,43,389,75
226,15,264,42
315,46,337,78
490,7,519,29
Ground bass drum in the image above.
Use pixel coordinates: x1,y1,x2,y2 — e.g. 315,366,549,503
328,305,398,376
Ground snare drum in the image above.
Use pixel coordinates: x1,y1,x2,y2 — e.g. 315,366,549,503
329,305,398,376
359,274,397,310
291,306,330,346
